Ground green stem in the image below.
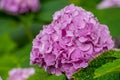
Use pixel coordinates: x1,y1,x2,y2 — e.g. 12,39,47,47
18,13,34,41
24,23,33,41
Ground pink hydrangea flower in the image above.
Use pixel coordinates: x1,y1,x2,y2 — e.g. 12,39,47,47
0,0,40,14
97,0,120,9
30,4,114,79
8,68,35,80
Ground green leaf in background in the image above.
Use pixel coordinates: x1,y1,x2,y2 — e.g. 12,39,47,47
94,8,120,38
0,15,18,35
27,66,66,80
10,22,43,47
14,43,32,67
0,55,19,80
72,50,120,80
0,34,16,54
0,43,32,79
37,0,68,22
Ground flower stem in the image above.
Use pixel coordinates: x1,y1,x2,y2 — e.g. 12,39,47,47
18,13,34,41
24,23,33,41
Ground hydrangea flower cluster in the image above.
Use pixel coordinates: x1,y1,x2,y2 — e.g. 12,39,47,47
97,0,120,9
30,4,114,78
8,68,35,80
0,0,39,14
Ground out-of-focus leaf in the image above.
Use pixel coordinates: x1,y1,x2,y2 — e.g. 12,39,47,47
14,43,32,67
0,34,16,54
0,43,32,80
0,55,19,70
10,22,42,47
95,8,120,37
27,66,66,80
72,50,120,80
102,8,120,37
0,16,18,35
37,0,68,22
0,55,19,80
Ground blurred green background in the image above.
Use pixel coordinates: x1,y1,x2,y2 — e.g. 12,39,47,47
0,0,120,80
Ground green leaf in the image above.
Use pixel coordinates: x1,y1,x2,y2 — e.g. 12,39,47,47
0,43,32,80
37,0,68,22
0,55,19,80
0,55,19,70
0,34,16,54
27,66,66,80
72,50,120,80
108,49,120,58
10,22,43,47
0,15,18,35
14,43,32,67
94,59,120,78
97,8,120,37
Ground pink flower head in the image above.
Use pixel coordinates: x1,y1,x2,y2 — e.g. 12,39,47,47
30,4,114,79
0,0,40,14
8,68,35,80
97,0,120,9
